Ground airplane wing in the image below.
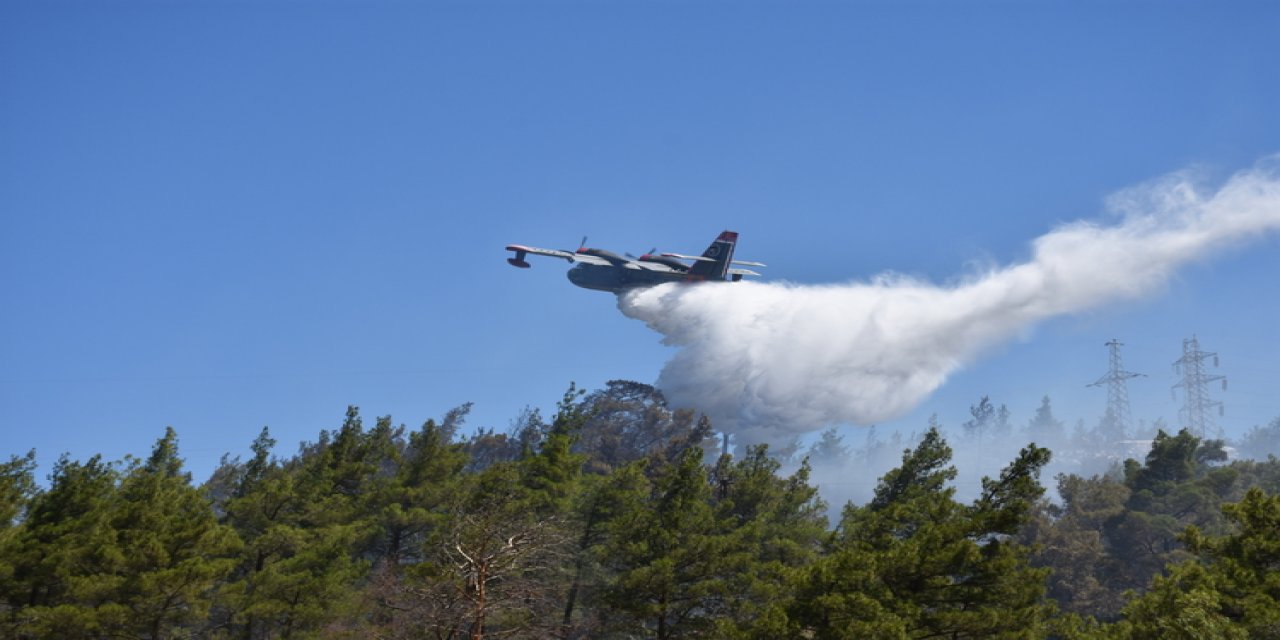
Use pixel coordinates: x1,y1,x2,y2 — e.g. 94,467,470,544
727,268,761,277
506,244,615,268
506,244,574,268
506,245,574,260
570,253,616,266
631,260,680,273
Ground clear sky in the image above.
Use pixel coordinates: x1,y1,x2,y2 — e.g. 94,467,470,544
3,0,1279,483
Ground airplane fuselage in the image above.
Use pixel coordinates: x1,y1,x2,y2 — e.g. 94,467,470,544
566,262,708,293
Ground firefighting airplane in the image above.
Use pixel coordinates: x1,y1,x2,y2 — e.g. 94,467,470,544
505,230,764,293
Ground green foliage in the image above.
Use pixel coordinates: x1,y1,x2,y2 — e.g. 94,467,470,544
0,450,38,629
1,383,1276,639
1128,429,1200,493
365,417,468,568
792,427,1054,638
709,446,828,637
1033,427,1273,632
520,383,588,515
1179,487,1280,636
1111,430,1240,590
1,454,119,638
366,387,590,639
574,380,713,474
1031,473,1132,619
559,461,650,636
597,448,732,638
216,412,377,638
110,429,241,637
1,430,239,639
1114,563,1248,640
0,450,37,532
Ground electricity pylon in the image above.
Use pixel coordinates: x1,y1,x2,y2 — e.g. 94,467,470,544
1172,335,1226,439
1088,339,1144,439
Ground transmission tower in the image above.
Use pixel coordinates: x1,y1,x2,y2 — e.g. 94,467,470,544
1172,335,1227,439
1088,339,1145,439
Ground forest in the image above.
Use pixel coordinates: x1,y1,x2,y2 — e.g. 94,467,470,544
3,380,1280,639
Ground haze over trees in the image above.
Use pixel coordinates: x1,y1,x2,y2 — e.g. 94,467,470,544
2,380,1279,638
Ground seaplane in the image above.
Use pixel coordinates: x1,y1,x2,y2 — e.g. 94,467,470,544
505,230,764,293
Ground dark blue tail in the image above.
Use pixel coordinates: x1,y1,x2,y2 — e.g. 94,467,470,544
688,231,737,280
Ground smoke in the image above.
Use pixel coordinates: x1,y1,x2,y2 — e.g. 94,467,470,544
618,158,1280,443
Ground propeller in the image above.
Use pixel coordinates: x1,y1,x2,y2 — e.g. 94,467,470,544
626,247,658,260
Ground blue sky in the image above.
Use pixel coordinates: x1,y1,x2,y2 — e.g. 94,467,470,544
3,1,1279,482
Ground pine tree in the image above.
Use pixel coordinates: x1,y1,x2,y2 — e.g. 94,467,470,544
1027,395,1065,447
558,466,645,637
708,445,828,638
216,413,372,638
2,454,121,638
963,396,996,442
1030,473,1132,620
366,417,468,569
4,430,239,639
1107,429,1241,593
807,428,852,467
1114,563,1247,640
520,384,588,516
574,380,711,474
598,447,738,639
1160,487,1280,636
109,428,241,638
792,427,1054,638
0,451,37,532
0,450,38,630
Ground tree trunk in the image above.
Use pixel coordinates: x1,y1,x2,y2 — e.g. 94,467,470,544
470,562,488,640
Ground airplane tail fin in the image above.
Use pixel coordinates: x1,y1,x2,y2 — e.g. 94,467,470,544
688,230,737,280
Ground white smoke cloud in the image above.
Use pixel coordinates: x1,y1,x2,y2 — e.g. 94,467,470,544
618,158,1280,443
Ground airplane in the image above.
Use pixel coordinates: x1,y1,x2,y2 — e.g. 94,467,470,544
505,230,765,293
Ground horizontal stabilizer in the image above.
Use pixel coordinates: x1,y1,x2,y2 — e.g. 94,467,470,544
660,253,765,268
660,252,715,263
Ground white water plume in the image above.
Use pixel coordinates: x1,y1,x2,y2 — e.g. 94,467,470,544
619,158,1280,442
